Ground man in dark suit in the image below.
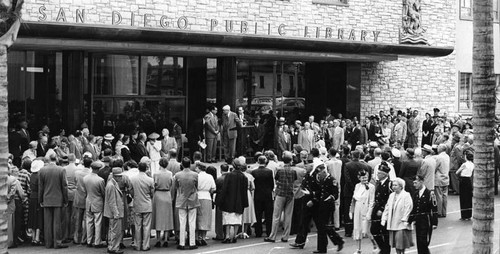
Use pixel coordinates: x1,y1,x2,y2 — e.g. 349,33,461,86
135,133,149,162
409,175,438,254
370,162,392,254
251,156,274,237
275,117,289,160
18,120,30,153
204,106,219,163
214,164,230,240
128,131,140,162
252,114,266,153
38,153,69,249
221,105,242,162
36,136,48,158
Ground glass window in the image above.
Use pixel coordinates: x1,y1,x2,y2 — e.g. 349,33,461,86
207,58,217,104
461,0,499,21
142,56,185,96
459,72,472,111
93,54,139,95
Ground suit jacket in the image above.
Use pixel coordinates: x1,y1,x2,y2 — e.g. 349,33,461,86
310,174,338,210
298,129,315,152
129,172,154,213
9,130,22,159
18,128,30,153
408,187,438,227
434,152,450,187
160,137,178,157
332,126,345,150
104,178,125,219
36,142,47,158
222,111,242,140
38,163,68,207
136,141,149,161
251,166,274,201
418,156,436,191
172,124,183,140
64,163,79,202
172,169,200,209
166,159,181,175
128,140,140,162
371,178,392,220
204,113,219,139
275,127,289,153
214,173,227,206
83,172,105,213
83,143,99,161
74,167,91,209
252,123,266,146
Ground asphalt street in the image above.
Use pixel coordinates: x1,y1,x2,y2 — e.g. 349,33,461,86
9,195,500,254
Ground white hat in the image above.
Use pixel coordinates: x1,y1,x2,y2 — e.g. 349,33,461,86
369,141,379,148
104,133,114,140
222,105,230,110
391,148,401,158
30,160,44,173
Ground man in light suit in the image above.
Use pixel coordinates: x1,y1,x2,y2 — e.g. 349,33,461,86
331,120,344,151
83,161,106,248
104,167,125,254
434,144,450,217
275,117,289,159
129,162,155,251
166,149,181,175
63,154,78,242
39,153,69,249
221,105,242,162
73,157,92,244
204,106,219,163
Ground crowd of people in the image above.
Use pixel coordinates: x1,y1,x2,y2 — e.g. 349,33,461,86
4,104,490,254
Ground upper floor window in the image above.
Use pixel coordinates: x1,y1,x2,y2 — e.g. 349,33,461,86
460,0,499,21
312,0,348,6
459,72,500,112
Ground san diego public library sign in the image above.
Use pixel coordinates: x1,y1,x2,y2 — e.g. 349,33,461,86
36,6,383,42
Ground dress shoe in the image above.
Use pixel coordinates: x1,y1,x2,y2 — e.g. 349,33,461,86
281,238,288,243
337,240,344,251
119,243,126,249
221,238,231,244
54,245,69,249
177,245,186,250
189,245,198,250
313,251,326,253
155,241,162,247
62,239,72,244
163,242,169,247
231,238,237,244
289,242,305,249
95,244,107,248
200,239,208,246
264,238,275,243
107,250,124,254
212,237,224,241
195,240,202,246
142,247,151,251
87,243,94,248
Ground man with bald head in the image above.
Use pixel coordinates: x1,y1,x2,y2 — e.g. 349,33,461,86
265,152,297,243
221,105,242,162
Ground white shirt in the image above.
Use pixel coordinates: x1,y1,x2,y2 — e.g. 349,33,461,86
457,161,474,177
197,171,216,200
418,186,426,198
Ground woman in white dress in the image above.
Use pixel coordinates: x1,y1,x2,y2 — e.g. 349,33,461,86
350,170,376,254
147,133,162,176
196,164,216,245
241,165,256,237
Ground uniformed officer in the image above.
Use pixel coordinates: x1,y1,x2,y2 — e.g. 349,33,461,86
408,175,438,254
370,162,392,254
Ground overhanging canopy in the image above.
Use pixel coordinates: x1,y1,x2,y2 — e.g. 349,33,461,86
14,22,454,62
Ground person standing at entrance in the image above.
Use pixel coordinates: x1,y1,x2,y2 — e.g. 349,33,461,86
409,175,438,254
39,154,69,249
222,105,242,162
204,106,219,163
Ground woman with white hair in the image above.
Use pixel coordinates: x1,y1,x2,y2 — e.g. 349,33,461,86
381,177,414,254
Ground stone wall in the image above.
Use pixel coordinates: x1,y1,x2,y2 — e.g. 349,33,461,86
21,0,456,118
360,0,457,118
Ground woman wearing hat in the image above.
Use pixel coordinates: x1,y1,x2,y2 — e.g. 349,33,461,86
421,113,435,146
28,160,45,246
350,170,376,254
147,133,162,176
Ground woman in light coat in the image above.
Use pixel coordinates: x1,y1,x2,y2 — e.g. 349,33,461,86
349,170,376,254
381,177,414,254
146,133,162,176
298,122,315,152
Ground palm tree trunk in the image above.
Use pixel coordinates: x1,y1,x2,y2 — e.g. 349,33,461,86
0,43,9,254
472,0,496,253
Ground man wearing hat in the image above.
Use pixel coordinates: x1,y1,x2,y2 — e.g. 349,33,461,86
434,144,450,217
222,105,242,162
102,134,114,156
418,145,436,193
370,162,392,254
104,167,125,254
409,175,438,254
83,161,106,248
